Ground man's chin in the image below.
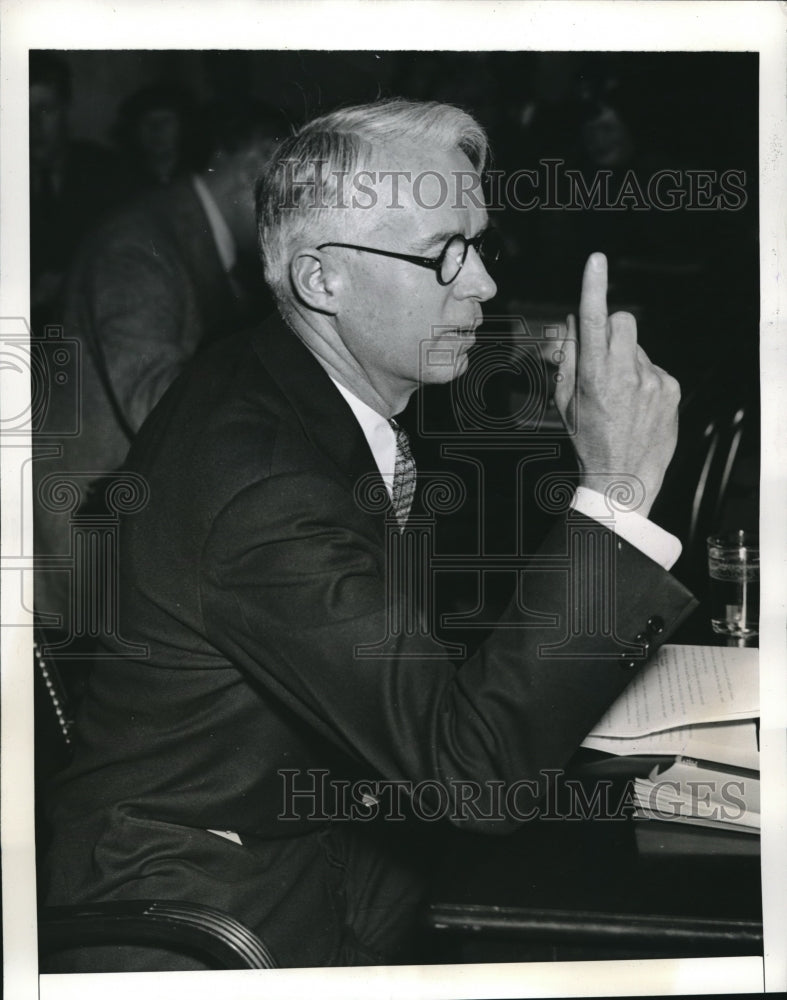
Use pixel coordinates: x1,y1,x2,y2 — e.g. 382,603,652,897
420,348,470,384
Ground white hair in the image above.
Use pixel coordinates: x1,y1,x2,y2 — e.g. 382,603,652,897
255,99,489,307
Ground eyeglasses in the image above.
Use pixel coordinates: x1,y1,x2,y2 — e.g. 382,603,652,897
316,228,502,286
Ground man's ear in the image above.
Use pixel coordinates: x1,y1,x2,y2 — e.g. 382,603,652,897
290,249,341,315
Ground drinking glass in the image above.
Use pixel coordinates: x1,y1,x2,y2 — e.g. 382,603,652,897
707,531,759,636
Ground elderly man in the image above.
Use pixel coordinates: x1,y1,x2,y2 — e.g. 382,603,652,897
43,100,695,971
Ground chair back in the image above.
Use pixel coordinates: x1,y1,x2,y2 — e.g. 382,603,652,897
651,365,759,592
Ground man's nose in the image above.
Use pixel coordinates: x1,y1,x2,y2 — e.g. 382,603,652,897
454,247,497,302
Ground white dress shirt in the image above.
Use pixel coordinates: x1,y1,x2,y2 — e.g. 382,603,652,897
331,378,681,571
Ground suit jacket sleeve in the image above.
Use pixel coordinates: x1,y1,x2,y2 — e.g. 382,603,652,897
78,230,196,431
200,464,697,831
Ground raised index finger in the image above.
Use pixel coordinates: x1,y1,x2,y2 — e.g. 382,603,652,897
578,252,609,351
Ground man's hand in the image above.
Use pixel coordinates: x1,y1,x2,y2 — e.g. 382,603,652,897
553,252,680,518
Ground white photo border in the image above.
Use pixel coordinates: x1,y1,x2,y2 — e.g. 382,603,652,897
2,2,785,998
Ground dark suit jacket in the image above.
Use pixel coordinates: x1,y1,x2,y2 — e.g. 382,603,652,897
43,315,697,967
34,178,268,625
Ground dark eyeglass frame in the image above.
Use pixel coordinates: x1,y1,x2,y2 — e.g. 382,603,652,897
316,229,500,286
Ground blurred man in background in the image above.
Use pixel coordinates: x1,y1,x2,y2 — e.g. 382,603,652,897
113,82,200,192
34,98,289,636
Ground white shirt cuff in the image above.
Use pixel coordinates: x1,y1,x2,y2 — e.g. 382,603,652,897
571,486,682,571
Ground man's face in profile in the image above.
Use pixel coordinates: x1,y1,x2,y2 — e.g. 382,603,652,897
327,141,498,402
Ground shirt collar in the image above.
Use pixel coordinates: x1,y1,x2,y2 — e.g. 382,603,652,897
329,378,397,493
192,174,236,272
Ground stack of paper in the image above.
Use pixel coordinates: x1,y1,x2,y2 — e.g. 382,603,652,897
632,756,760,834
581,644,760,772
582,644,760,834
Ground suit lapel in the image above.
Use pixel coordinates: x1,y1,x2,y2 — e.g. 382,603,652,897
152,180,238,341
250,316,392,536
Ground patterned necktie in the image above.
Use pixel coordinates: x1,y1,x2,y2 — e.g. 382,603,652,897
389,419,416,529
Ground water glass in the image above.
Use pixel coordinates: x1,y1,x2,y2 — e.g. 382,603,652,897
707,531,759,637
